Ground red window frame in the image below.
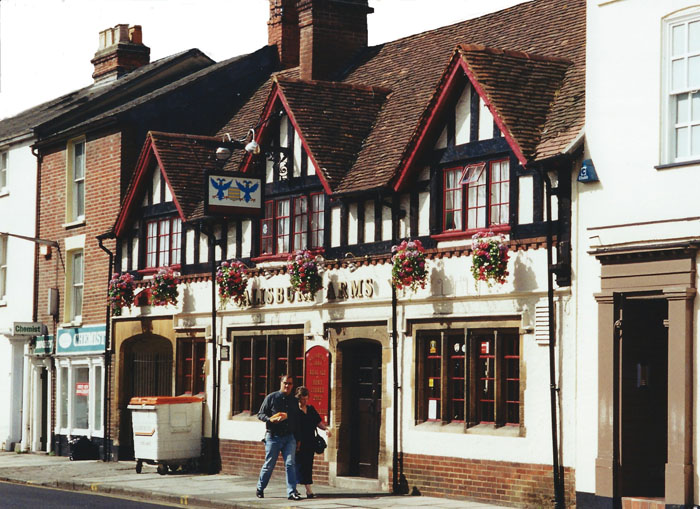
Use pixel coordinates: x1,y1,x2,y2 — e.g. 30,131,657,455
145,217,181,269
310,193,325,249
258,194,325,256
293,196,308,251
417,328,519,427
276,199,291,254
261,201,274,255
440,159,510,235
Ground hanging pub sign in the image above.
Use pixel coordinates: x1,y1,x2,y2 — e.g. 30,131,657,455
305,346,331,425
204,170,263,217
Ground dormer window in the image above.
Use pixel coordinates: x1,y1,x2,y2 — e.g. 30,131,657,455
442,159,510,234
146,217,181,268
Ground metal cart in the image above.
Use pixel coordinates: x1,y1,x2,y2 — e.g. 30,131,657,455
128,396,203,475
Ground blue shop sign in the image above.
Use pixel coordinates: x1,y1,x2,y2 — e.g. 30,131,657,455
56,325,106,355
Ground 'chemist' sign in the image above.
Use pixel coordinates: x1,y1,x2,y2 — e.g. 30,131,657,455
56,325,106,355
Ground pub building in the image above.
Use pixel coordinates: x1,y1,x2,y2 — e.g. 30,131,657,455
107,0,584,505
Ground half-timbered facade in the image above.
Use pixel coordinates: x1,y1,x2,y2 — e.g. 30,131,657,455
110,0,584,505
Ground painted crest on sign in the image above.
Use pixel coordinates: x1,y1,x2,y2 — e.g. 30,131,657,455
205,171,263,217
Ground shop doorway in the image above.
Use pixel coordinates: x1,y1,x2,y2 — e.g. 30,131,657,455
118,335,173,459
617,297,668,497
341,340,381,478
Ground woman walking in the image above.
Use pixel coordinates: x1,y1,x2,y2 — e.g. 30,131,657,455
295,386,331,499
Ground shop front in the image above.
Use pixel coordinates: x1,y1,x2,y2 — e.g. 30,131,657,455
53,325,105,457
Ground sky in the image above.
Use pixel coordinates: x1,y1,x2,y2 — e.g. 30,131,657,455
0,0,527,120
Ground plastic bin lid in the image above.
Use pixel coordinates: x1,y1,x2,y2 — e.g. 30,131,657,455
128,396,203,406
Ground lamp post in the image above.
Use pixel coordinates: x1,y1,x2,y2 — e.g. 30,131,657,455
201,136,261,474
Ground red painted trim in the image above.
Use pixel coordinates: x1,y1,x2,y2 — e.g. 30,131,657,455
457,59,527,167
113,133,186,238
431,224,510,242
152,150,187,223
393,58,463,192
393,50,528,193
240,87,282,175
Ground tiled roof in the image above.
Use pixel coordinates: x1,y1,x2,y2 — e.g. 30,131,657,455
457,44,572,162
217,0,583,195
0,49,212,144
337,0,584,193
274,77,390,189
218,67,301,172
151,131,222,222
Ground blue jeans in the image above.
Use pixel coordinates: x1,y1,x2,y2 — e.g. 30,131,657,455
257,432,297,496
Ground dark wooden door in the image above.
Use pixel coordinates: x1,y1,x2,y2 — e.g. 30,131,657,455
619,298,667,497
348,341,381,478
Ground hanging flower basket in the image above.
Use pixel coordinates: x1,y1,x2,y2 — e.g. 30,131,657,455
108,272,135,316
391,239,428,292
150,268,179,306
216,260,248,307
471,232,510,287
287,250,324,299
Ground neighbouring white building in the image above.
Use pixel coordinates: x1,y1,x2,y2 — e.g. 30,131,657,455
0,120,45,453
577,1,700,507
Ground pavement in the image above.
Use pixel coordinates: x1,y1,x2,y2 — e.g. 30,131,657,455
0,451,513,509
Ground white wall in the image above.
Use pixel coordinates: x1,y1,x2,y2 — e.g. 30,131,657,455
0,140,38,450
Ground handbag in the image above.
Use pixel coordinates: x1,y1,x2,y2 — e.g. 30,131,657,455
314,429,327,454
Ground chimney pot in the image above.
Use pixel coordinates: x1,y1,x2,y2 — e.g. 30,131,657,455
91,24,150,84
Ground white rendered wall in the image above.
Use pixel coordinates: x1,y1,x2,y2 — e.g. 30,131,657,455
579,0,700,495
0,141,37,451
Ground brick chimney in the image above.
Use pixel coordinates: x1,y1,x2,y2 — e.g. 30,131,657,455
297,0,373,81
91,25,150,83
269,0,300,70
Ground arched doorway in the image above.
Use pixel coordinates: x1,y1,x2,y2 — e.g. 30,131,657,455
118,334,173,459
340,339,382,478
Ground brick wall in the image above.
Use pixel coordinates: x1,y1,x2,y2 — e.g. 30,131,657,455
394,453,575,507
36,129,122,331
220,438,329,485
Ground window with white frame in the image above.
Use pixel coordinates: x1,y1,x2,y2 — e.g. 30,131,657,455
67,139,86,222
0,151,7,191
665,10,700,162
66,250,84,323
55,359,104,436
0,234,6,301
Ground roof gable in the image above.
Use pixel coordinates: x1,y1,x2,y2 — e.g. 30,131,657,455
114,131,222,236
393,44,572,190
241,76,389,192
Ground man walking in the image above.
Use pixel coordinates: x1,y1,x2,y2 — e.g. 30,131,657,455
256,374,302,501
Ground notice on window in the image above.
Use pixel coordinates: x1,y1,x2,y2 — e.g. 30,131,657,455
75,382,89,397
428,399,438,420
